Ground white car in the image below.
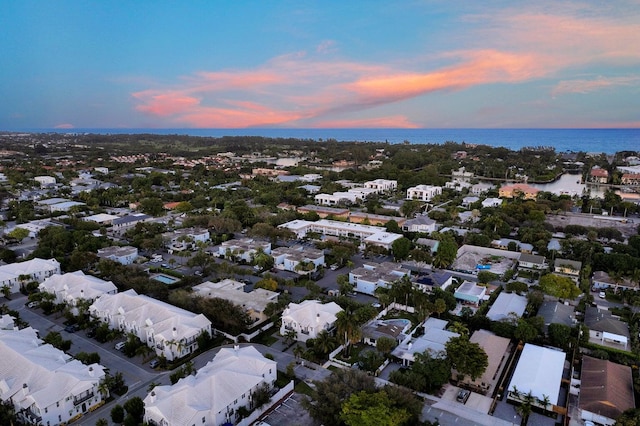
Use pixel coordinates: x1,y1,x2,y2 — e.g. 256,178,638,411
599,291,606,299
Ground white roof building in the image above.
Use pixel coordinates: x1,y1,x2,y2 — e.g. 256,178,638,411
507,344,566,408
0,326,106,426
144,345,277,426
39,271,118,312
392,318,459,366
271,245,325,274
280,300,343,342
192,280,278,325
278,219,403,249
406,185,443,202
0,258,61,294
96,245,139,265
364,179,397,193
89,289,212,361
349,261,410,295
218,238,271,263
486,292,528,321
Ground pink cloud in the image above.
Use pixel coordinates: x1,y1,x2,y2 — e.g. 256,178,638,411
129,5,640,128
551,76,640,96
54,123,74,129
132,91,200,116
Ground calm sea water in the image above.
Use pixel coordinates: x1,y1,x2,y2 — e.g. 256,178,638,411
32,128,639,154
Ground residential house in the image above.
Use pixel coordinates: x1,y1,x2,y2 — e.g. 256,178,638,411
414,238,439,254
584,306,630,350
363,179,397,193
192,280,278,325
592,270,635,290
491,238,533,253
406,184,443,202
414,270,453,292
0,258,61,294
579,356,635,426
280,300,343,342
471,182,493,195
391,318,458,366
361,318,411,347
271,245,325,274
461,196,479,209
12,219,62,238
218,238,271,263
454,281,487,306
89,289,212,361
507,344,565,412
590,167,609,184
0,326,106,426
349,262,411,295
402,215,437,233
39,271,117,314
537,301,576,333
314,192,360,206
553,258,582,283
34,175,56,187
163,227,210,252
451,167,474,182
481,197,502,208
486,292,528,321
459,330,510,395
621,173,640,186
499,183,540,200
518,253,547,270
97,245,139,265
83,213,119,226
110,213,152,236
144,345,277,426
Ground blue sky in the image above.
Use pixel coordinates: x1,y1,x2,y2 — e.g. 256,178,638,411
1,1,639,129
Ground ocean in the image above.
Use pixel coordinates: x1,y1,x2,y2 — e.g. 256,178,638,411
30,128,640,154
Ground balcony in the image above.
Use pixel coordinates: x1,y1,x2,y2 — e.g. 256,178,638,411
73,391,95,405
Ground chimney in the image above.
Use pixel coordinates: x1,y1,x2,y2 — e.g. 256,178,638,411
88,366,94,377
234,344,239,354
172,327,177,338
149,391,156,403
22,383,29,396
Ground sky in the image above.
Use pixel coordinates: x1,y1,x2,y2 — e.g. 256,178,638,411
1,1,639,130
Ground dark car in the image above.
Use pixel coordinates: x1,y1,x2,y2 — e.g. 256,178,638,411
86,328,96,338
64,324,79,333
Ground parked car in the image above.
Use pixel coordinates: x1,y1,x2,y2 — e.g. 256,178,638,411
457,389,470,403
115,341,126,351
149,359,160,368
64,324,79,333
27,301,39,308
86,328,96,338
599,291,606,299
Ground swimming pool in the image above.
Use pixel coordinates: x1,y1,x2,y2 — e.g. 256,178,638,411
151,273,180,285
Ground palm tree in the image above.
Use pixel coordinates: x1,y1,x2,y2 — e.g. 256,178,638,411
314,330,337,356
335,310,362,357
283,329,297,346
540,394,551,411
292,344,305,361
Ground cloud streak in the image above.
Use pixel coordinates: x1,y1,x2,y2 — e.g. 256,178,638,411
130,4,640,128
